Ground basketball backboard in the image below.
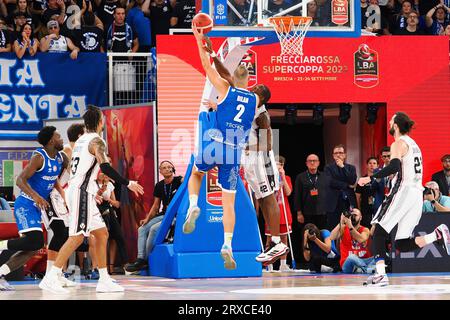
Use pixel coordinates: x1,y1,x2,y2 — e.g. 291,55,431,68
194,0,360,39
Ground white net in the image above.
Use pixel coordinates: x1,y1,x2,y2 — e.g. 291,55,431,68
269,17,312,56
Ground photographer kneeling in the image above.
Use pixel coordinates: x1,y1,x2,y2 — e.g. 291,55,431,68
303,223,340,273
330,208,375,274
423,181,450,213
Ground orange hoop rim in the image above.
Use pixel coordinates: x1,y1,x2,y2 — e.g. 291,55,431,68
268,16,312,33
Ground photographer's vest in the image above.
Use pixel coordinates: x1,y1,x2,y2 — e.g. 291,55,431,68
339,226,371,267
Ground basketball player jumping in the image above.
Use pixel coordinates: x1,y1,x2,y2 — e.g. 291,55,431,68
358,112,450,286
0,126,66,291
40,105,144,294
182,25,269,270
201,36,289,266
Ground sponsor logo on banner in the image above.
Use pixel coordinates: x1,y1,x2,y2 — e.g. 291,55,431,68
214,0,228,25
240,49,257,88
206,167,222,207
354,44,379,88
332,0,349,25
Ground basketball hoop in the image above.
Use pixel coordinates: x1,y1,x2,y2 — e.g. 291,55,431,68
268,16,312,56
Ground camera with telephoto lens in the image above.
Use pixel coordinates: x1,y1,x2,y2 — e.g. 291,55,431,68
423,187,434,197
342,210,352,219
308,229,316,236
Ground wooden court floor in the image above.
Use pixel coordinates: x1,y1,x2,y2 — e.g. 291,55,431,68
1,272,450,300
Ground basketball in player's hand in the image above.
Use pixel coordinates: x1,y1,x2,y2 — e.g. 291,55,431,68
192,13,213,34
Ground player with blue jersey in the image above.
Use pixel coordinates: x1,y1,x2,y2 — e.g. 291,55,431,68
182,24,270,270
0,126,67,290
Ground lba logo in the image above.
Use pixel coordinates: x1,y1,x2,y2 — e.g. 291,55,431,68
239,49,257,88
206,167,222,207
354,44,379,89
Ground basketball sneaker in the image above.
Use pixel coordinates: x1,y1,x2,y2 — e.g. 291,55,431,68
96,278,124,293
0,276,14,291
256,241,289,264
435,224,450,255
182,206,201,234
59,274,77,288
279,264,293,272
39,275,70,294
220,245,237,270
363,273,389,287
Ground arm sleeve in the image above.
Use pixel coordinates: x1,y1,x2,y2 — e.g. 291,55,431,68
372,158,401,180
100,162,129,186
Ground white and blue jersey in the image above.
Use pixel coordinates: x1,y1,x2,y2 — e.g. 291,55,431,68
195,86,257,192
14,148,63,233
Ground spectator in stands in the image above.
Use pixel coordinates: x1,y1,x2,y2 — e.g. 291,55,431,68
40,20,80,59
306,0,321,26
315,0,332,26
96,172,128,274
390,0,412,33
106,6,138,53
126,0,151,51
10,11,26,42
0,0,7,17
125,160,183,273
374,146,391,210
227,0,256,26
423,181,450,213
355,157,383,228
443,23,450,35
294,154,328,230
0,16,11,52
42,0,66,25
324,144,357,232
74,11,104,52
268,0,289,15
303,223,340,273
432,154,450,196
425,4,450,35
8,0,38,31
170,0,195,29
2,0,16,16
149,0,172,47
330,208,374,274
96,0,126,36
394,10,424,34
13,23,38,58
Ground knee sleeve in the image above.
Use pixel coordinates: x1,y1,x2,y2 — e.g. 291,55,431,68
48,220,68,251
395,238,419,252
7,231,44,251
372,225,389,262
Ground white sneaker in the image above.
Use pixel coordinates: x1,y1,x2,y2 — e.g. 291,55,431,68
182,206,201,234
279,264,293,272
435,224,450,255
59,275,77,288
39,275,70,294
220,245,237,270
363,273,389,287
96,278,125,293
0,277,14,291
320,265,334,273
256,241,289,263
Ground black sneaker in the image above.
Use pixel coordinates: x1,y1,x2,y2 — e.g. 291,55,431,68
125,259,148,274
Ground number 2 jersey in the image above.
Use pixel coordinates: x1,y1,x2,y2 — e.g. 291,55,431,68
68,132,103,195
394,135,423,189
210,86,257,148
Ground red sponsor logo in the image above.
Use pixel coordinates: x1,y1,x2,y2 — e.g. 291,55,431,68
206,167,222,207
239,49,257,88
332,0,349,25
354,44,379,88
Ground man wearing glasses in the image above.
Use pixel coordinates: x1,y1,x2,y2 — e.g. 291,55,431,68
324,145,357,231
40,20,80,59
431,154,450,197
294,154,328,230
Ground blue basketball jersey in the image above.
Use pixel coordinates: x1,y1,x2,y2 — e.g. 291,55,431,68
213,87,257,148
20,148,63,200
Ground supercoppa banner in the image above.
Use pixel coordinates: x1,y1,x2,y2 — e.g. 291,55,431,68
0,52,106,140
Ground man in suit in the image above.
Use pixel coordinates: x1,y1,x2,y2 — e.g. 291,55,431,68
324,144,357,231
432,154,450,197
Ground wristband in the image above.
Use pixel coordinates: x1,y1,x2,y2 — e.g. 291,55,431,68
431,200,436,204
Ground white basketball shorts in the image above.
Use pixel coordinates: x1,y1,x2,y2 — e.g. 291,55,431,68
242,150,279,200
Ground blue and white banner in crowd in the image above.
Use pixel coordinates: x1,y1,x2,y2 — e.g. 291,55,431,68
0,53,106,140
